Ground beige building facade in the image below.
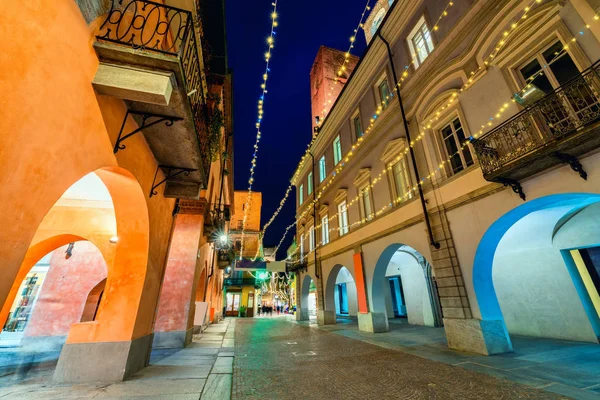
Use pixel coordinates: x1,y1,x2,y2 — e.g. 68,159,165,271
291,0,600,355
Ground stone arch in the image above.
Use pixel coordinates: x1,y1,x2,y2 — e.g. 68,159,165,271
298,273,316,320
473,193,600,351
2,167,150,347
371,243,442,329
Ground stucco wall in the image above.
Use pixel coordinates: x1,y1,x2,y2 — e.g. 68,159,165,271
386,252,434,326
493,208,598,342
24,242,107,338
334,267,358,316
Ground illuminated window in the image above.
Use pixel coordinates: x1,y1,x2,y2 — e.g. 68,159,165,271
408,16,434,68
338,201,349,236
307,172,313,195
440,117,474,175
353,112,363,139
333,135,342,165
321,215,330,245
300,233,305,261
299,184,304,205
392,158,412,203
309,226,315,252
360,187,373,221
319,156,326,182
378,78,391,109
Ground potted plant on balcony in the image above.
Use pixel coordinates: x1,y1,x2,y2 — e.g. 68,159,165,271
238,305,247,318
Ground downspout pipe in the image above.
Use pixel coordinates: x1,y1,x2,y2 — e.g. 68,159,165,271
377,32,440,249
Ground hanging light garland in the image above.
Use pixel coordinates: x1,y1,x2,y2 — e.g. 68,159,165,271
265,0,599,257
240,1,280,260
291,0,547,226
319,0,374,121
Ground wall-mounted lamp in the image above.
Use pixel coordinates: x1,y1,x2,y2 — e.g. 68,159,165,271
109,236,119,244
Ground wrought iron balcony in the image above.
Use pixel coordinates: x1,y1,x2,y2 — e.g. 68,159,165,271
223,278,259,288
473,60,600,187
93,0,211,198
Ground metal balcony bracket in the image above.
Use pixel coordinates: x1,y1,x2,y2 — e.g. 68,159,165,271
114,111,183,154
554,153,588,181
499,178,526,201
150,165,197,198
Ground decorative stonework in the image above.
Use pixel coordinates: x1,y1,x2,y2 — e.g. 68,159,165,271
334,188,348,203
179,199,209,215
353,168,371,188
379,138,408,165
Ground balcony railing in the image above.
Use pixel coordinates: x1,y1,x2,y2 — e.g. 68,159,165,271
474,60,600,181
96,0,210,179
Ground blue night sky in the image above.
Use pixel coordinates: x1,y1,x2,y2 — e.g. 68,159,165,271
226,0,368,258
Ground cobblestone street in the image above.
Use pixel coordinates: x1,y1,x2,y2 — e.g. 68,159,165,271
233,318,568,400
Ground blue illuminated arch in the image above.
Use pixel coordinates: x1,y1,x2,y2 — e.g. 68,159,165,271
473,193,600,322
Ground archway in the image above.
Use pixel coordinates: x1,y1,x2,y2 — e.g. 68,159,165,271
299,273,317,320
0,168,152,381
324,265,359,322
371,244,442,330
0,242,109,352
473,193,600,352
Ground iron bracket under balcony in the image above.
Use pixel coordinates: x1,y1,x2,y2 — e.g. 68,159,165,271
91,0,211,199
473,60,600,190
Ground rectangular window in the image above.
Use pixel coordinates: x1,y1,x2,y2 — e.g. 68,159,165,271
440,117,474,175
408,16,434,68
319,156,326,183
333,135,342,165
307,172,313,195
338,201,349,236
353,114,363,139
393,159,412,202
300,234,305,261
321,215,329,245
309,226,315,252
361,188,373,220
299,184,304,205
378,79,391,109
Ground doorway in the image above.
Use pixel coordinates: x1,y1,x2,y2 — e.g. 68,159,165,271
226,292,241,316
388,276,407,318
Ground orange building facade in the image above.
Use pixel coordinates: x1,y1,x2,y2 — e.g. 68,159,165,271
0,0,233,383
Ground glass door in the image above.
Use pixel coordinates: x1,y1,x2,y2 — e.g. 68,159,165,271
1,261,50,344
337,283,348,315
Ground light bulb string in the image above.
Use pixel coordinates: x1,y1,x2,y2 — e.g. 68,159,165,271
240,1,280,259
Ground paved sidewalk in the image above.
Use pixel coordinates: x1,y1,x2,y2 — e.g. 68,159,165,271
232,318,567,400
295,317,600,399
0,319,235,399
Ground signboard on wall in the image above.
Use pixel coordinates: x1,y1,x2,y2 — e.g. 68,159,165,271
235,259,267,270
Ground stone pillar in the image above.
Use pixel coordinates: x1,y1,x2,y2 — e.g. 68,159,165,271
429,210,512,355
153,201,206,349
295,273,309,321
315,261,335,325
353,250,388,332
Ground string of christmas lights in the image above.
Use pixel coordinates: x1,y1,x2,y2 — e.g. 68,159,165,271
240,1,280,260
293,0,463,186
292,0,546,224
257,0,463,252
267,0,600,258
252,185,293,260
319,0,373,120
